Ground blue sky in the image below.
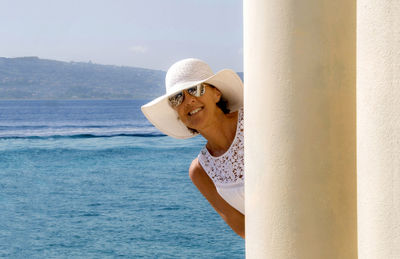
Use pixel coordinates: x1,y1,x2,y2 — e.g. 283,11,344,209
0,0,243,71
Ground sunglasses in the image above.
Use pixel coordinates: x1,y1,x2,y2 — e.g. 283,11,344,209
168,83,206,107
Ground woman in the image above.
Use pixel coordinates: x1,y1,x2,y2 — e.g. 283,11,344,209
141,58,244,238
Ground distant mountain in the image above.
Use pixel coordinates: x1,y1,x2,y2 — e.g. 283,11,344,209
0,57,243,100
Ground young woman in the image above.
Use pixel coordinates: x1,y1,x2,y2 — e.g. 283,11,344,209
141,58,244,238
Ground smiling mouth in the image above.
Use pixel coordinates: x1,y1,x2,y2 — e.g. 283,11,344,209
188,107,203,116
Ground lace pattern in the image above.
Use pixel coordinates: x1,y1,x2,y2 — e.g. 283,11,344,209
197,108,244,186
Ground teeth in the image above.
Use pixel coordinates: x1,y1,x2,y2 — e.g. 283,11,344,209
189,107,202,115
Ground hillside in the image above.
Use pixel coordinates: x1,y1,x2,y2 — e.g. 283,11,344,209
0,57,243,100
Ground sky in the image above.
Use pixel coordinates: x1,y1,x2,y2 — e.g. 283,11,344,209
0,0,243,71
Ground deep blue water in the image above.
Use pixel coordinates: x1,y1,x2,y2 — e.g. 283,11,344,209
0,100,244,258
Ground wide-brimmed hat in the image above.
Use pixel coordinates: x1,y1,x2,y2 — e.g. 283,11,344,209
141,58,243,139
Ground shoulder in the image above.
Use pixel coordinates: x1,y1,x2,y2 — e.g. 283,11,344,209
189,158,206,180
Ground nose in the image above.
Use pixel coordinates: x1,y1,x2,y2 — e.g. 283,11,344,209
182,90,196,105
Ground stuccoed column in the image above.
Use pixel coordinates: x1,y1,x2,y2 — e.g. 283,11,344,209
243,0,357,258
357,0,400,258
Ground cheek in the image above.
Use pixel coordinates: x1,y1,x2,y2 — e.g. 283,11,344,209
176,110,190,125
177,111,202,127
176,109,186,120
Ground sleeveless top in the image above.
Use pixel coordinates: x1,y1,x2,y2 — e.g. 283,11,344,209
197,107,244,214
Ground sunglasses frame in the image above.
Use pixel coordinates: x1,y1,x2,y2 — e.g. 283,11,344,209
168,83,207,108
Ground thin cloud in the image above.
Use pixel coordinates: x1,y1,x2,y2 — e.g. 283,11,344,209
129,45,148,54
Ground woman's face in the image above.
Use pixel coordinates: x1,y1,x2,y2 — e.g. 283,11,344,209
172,84,221,131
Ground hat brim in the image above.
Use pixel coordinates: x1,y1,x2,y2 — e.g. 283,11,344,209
141,69,243,139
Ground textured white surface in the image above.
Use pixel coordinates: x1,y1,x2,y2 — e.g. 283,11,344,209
244,0,357,258
357,0,400,258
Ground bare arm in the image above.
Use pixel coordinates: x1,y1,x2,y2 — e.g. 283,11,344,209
189,158,245,239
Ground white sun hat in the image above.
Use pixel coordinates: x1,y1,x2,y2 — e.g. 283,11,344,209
141,58,243,139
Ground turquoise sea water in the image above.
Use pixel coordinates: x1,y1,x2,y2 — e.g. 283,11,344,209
0,100,244,258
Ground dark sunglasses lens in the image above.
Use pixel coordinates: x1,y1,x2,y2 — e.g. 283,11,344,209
169,92,183,107
187,86,197,95
187,84,206,97
169,84,206,107
199,84,205,95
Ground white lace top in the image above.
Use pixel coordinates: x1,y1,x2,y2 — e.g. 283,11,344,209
197,107,244,214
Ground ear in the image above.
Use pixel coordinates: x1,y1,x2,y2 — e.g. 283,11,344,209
213,88,222,103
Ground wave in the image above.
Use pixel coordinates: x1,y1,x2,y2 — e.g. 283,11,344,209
0,132,166,139
0,125,166,139
0,122,150,129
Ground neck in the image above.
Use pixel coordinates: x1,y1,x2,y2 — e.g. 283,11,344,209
198,109,238,157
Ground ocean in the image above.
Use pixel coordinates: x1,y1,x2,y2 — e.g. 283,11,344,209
0,100,245,258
